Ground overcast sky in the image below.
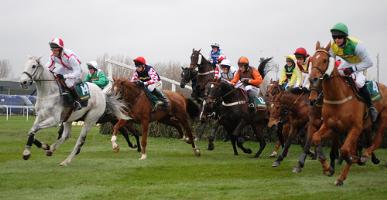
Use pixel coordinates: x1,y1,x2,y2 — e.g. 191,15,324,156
1,0,386,83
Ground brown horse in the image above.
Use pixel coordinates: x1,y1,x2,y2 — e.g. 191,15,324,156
309,41,387,186
111,78,201,160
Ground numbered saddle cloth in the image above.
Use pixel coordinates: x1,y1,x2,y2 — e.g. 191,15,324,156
250,96,266,108
365,80,382,102
75,82,91,102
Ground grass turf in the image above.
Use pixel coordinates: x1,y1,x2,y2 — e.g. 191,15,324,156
0,116,386,200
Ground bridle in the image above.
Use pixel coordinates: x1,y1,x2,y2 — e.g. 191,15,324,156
190,52,215,76
22,62,56,87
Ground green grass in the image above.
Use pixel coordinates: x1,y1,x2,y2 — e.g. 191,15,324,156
0,116,387,200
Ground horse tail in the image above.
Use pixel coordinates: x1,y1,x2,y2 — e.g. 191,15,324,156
185,98,200,119
105,93,131,120
257,57,273,79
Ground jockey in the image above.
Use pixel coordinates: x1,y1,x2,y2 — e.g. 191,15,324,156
214,55,226,80
329,22,377,122
218,59,236,81
46,37,83,110
84,61,109,90
279,55,301,90
130,56,169,109
231,56,263,108
294,47,311,90
209,43,224,65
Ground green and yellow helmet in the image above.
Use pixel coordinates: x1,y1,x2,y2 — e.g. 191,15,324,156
330,22,349,37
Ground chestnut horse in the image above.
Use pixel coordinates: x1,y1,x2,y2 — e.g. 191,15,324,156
111,78,201,160
309,41,387,186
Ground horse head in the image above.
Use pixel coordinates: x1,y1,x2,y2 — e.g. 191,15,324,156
266,80,282,102
309,41,335,104
180,66,197,88
189,48,203,69
20,56,44,89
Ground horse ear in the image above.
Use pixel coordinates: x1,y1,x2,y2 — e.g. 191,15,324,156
315,41,321,50
192,48,195,52
198,49,201,52
181,66,184,70
324,42,331,51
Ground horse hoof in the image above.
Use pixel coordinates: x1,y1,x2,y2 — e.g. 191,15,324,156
324,167,335,177
292,167,302,173
130,144,138,149
194,148,201,157
207,143,214,151
42,144,50,151
139,154,147,160
269,152,277,158
59,161,68,166
245,149,252,154
334,179,344,186
137,148,141,153
46,150,53,157
272,161,280,167
254,153,261,158
22,154,31,160
360,156,368,164
371,157,380,165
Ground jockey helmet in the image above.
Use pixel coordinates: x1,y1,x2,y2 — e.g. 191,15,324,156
217,55,226,63
294,47,309,58
330,22,349,37
133,56,146,66
87,61,99,70
286,55,296,64
220,59,231,68
211,43,220,48
49,37,64,49
238,56,249,66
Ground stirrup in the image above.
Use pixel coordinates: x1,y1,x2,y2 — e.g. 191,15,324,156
248,103,255,108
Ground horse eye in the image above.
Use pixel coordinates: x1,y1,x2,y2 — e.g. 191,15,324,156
32,65,37,68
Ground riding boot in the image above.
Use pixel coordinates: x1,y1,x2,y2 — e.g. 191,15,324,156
69,87,82,111
359,85,378,122
152,88,169,110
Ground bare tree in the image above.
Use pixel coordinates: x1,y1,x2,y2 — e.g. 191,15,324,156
0,59,11,79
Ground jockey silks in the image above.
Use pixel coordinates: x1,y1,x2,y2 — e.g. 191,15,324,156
331,37,361,64
131,65,161,85
84,70,109,89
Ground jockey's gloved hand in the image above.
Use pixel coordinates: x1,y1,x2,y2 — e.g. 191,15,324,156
242,78,250,85
56,74,64,80
136,80,145,87
343,66,356,76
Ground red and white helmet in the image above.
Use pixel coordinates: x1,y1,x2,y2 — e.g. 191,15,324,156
217,55,226,63
49,37,64,49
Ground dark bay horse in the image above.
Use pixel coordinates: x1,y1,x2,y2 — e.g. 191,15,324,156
112,78,201,160
202,80,267,157
309,41,387,186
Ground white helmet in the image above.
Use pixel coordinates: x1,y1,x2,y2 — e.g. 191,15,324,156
211,43,220,48
220,59,231,67
87,61,99,69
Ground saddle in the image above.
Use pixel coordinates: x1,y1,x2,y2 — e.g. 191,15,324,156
346,77,382,103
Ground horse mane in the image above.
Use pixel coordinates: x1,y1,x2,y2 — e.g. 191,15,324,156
115,78,142,103
257,57,273,78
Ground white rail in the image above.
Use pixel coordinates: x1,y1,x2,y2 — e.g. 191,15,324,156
105,59,192,92
0,105,35,120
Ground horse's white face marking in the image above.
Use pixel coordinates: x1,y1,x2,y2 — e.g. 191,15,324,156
316,54,320,60
210,84,214,88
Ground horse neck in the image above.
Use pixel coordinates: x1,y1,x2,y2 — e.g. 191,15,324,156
222,84,245,103
198,56,213,72
322,68,353,100
35,67,59,97
279,92,307,112
122,83,143,105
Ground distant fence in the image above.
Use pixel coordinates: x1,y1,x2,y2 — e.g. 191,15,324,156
105,59,192,92
0,105,34,120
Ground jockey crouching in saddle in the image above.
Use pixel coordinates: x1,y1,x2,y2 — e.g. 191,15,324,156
84,61,109,91
131,56,169,110
215,59,236,81
230,56,263,111
46,37,85,110
294,47,311,92
279,55,302,91
329,22,378,122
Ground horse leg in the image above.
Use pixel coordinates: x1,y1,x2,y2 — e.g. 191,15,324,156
120,127,136,149
312,125,335,176
139,119,150,160
335,127,362,186
269,141,281,158
328,135,340,176
23,116,58,160
272,124,297,167
230,134,238,155
293,121,317,173
126,122,141,152
361,120,386,164
176,113,200,156
234,120,252,154
207,122,219,151
252,124,266,158
111,119,127,152
47,122,72,156
60,122,92,166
